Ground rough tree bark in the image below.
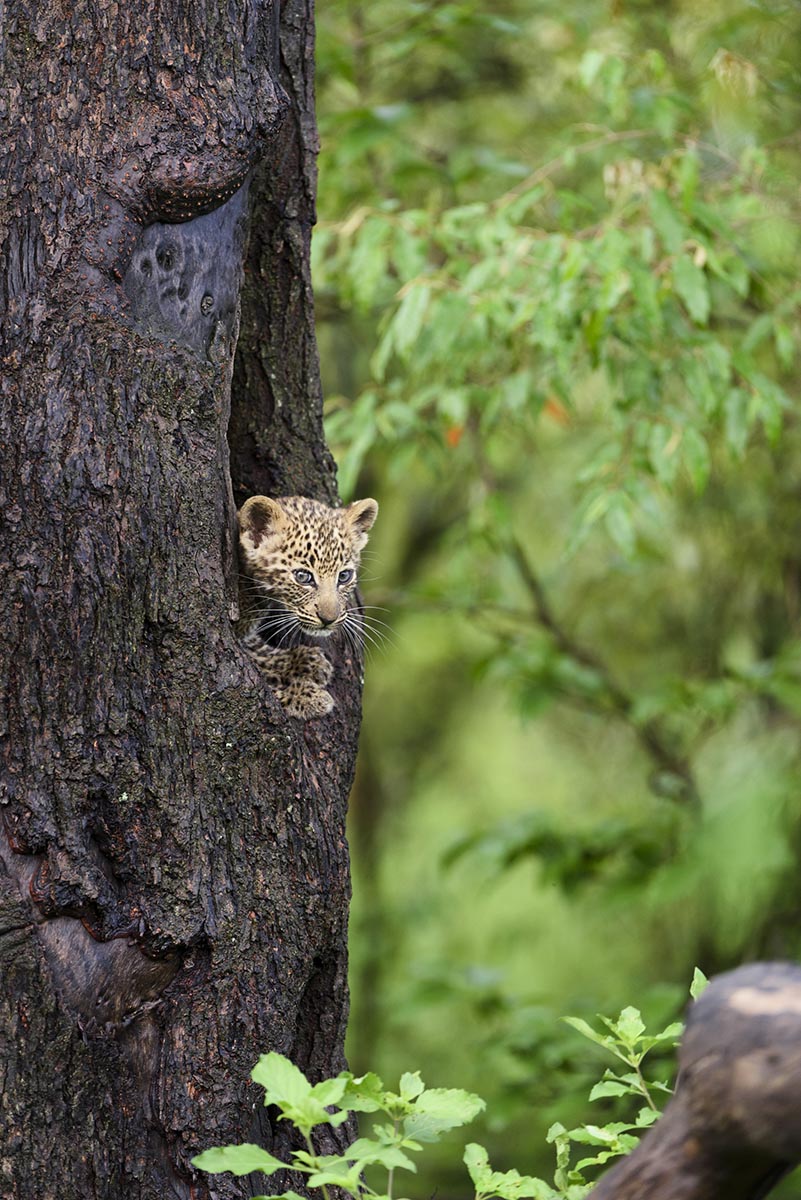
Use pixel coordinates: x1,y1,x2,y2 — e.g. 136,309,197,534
0,3,361,1197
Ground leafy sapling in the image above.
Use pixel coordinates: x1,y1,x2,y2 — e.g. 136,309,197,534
460,990,686,1200
546,986,701,1191
192,1052,484,1200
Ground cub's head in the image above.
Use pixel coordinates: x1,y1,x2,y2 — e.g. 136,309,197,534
238,494,378,639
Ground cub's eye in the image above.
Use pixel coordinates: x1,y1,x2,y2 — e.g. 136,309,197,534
337,568,355,586
293,569,315,586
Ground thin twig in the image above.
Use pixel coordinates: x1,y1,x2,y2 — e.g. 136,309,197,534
507,537,699,806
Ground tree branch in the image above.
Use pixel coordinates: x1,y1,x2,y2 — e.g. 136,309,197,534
507,537,698,805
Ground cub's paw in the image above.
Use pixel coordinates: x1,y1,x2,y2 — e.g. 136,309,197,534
288,645,334,686
276,680,335,720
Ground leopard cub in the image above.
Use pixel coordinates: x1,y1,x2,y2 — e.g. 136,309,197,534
237,494,378,718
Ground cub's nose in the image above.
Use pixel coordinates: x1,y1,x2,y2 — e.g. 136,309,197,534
316,604,338,627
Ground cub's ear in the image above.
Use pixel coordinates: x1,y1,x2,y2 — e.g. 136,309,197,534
238,496,287,552
344,498,379,548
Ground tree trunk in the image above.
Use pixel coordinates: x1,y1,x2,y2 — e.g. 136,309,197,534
0,3,360,1197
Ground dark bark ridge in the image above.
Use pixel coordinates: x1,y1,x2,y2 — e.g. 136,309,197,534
590,963,801,1200
1,2,361,1197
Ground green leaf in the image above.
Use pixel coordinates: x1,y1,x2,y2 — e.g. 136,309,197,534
464,1143,493,1191
634,1107,661,1127
337,1070,386,1112
746,370,789,442
599,1069,642,1090
348,218,391,312
307,1163,367,1191
678,149,700,210
742,313,773,354
724,388,750,458
588,1080,632,1101
400,1071,425,1101
347,1137,417,1172
682,427,710,492
490,1170,555,1199
371,325,395,382
681,355,721,418
310,1077,348,1107
575,1142,637,1171
631,263,662,331
579,49,606,89
392,284,432,359
673,256,709,325
191,1143,286,1177
614,1007,646,1045
648,422,680,485
464,1144,555,1200
569,1122,635,1146
251,1053,311,1107
562,1016,614,1051
390,221,428,280
403,1087,485,1142
250,1054,347,1135
649,190,684,255
774,321,795,368
651,1021,683,1043
690,967,709,999
333,403,377,499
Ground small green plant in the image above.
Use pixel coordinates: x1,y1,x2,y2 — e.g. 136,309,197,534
192,1055,485,1200
192,974,707,1199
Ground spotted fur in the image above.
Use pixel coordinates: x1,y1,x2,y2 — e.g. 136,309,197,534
237,494,379,718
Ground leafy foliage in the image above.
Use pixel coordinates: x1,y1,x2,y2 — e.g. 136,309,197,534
317,2,801,871
193,995,689,1198
313,1,801,1195
193,1053,485,1199
318,3,799,541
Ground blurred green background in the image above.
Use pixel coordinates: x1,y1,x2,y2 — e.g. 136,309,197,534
312,1,801,1193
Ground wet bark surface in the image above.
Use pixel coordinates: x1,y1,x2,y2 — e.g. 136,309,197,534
0,2,360,1197
590,963,801,1200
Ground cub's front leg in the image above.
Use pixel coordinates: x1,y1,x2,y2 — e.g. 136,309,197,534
245,643,334,719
